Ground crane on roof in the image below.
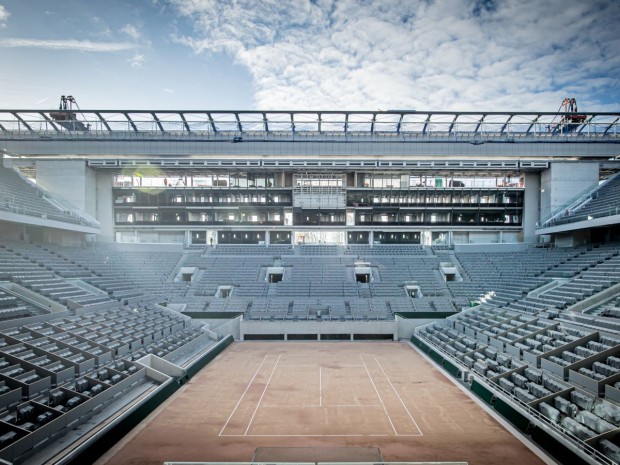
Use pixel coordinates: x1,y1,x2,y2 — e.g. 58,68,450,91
549,97,587,134
49,95,90,131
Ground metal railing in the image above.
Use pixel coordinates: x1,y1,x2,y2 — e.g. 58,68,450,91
1,110,619,138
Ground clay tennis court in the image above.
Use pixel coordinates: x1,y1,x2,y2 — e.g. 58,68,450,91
97,342,546,465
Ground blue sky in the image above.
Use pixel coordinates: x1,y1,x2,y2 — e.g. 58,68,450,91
0,0,618,111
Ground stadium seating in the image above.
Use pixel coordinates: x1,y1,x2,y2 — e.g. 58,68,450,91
1,236,620,463
0,244,114,308
0,299,216,462
542,173,620,227
0,164,97,227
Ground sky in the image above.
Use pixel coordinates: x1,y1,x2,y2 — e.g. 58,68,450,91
0,0,618,111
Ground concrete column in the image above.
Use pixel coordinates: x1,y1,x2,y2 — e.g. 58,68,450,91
540,162,599,221
36,160,95,214
95,171,114,242
522,172,541,243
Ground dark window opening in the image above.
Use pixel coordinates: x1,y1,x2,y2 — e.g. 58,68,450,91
356,273,370,283
287,334,318,340
353,334,393,340
244,334,285,341
269,273,283,283
321,334,350,340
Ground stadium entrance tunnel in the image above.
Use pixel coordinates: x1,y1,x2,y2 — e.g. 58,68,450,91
267,266,284,283
216,285,232,298
405,284,422,298
354,263,372,283
175,266,198,283
440,261,462,282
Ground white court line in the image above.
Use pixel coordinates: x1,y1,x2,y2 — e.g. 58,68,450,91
218,354,268,436
277,364,364,367
360,354,398,436
260,404,382,408
243,354,281,436
319,366,322,407
277,364,316,367
373,356,423,436
221,433,421,437
322,364,365,367
221,434,366,437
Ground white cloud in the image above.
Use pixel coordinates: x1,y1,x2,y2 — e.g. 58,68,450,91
0,4,9,28
0,38,138,52
128,52,146,68
121,24,141,40
167,0,620,110
163,88,175,93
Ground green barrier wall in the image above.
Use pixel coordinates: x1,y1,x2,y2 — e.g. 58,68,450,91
396,311,457,319
471,379,495,405
428,347,444,364
530,426,590,465
183,311,243,319
493,397,531,432
442,358,461,378
67,335,234,465
410,334,424,349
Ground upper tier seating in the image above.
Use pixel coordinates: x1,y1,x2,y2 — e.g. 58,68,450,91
543,173,620,227
0,164,97,227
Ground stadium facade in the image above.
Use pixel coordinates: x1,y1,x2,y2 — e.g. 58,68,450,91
1,109,619,247
0,107,619,465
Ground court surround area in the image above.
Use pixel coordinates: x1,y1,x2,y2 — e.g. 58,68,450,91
97,342,546,465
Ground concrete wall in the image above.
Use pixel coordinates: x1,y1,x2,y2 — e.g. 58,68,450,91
522,172,541,243
30,161,116,242
540,162,599,221
36,160,90,213
0,221,23,241
555,230,591,247
101,242,183,252
454,242,529,253
95,171,115,242
43,228,84,246
240,320,397,340
5,138,620,159
85,166,97,217
201,317,241,340
396,315,444,340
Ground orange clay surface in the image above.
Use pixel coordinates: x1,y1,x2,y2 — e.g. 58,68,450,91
97,342,546,465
